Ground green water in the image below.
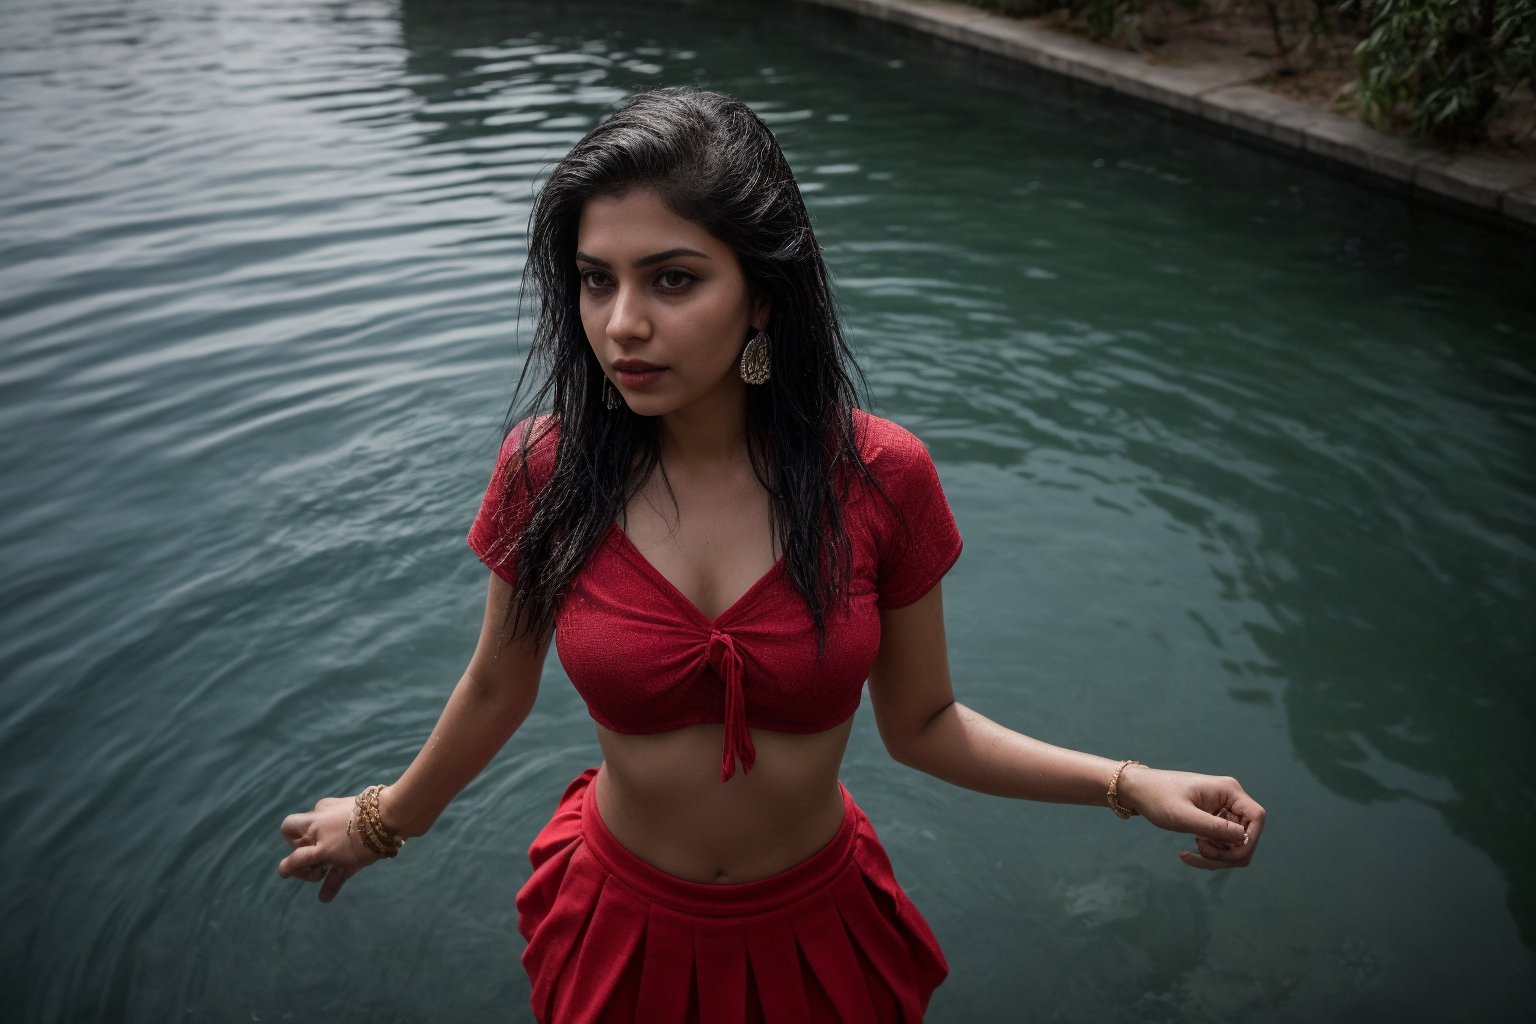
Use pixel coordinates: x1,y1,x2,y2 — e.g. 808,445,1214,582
2,0,1533,1019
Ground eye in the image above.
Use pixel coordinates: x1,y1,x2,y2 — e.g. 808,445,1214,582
578,268,611,291
656,269,696,292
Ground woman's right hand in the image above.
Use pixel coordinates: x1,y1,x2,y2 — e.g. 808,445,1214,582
278,794,384,902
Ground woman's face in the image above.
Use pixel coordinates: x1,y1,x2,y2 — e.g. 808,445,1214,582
575,189,769,422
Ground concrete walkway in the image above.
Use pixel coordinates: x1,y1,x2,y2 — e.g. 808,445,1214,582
801,0,1536,233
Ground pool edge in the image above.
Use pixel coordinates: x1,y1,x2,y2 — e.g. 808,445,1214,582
797,0,1536,237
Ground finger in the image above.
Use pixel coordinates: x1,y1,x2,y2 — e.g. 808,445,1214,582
278,842,327,879
1189,834,1256,868
1178,849,1239,871
280,812,315,846
1180,807,1249,846
1207,812,1240,847
1228,794,1266,841
1205,810,1243,851
1180,841,1255,869
318,867,349,903
1188,851,1254,870
1194,835,1248,862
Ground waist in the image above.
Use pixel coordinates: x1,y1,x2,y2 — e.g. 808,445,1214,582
583,766,860,914
592,721,852,883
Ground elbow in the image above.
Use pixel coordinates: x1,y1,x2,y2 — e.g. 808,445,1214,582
881,700,956,770
884,739,921,770
888,745,930,772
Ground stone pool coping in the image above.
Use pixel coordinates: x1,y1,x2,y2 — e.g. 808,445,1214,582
799,0,1536,233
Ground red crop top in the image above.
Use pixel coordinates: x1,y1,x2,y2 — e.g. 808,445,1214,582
467,410,962,782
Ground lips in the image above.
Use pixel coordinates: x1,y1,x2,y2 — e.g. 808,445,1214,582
613,359,665,389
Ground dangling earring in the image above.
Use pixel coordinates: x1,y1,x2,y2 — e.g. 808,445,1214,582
739,329,772,385
603,380,622,410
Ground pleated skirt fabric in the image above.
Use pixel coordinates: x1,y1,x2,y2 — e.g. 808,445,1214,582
516,769,949,1024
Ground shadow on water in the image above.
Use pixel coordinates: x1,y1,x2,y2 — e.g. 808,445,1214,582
1250,493,1536,946
1110,291,1536,947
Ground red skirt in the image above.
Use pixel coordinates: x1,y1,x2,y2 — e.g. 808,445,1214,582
516,769,949,1024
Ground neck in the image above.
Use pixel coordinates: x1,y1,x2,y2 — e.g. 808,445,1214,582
658,386,749,467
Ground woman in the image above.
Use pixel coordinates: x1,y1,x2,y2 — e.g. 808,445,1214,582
278,88,1265,1023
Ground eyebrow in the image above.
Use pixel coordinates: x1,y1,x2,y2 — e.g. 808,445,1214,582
574,247,712,269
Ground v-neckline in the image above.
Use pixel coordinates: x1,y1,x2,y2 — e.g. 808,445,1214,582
607,524,786,626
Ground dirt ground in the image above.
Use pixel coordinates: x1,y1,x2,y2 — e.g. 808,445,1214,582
1032,0,1536,159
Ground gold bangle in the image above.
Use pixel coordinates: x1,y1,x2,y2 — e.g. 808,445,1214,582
352,785,406,858
348,810,384,859
1107,759,1141,819
365,791,404,857
366,785,405,856
348,799,383,856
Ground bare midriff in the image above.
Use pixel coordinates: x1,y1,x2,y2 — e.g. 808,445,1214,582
593,718,854,884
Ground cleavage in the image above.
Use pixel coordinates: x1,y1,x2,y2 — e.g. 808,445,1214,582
619,481,777,620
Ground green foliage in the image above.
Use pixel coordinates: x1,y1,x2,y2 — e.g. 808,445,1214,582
1060,1,1200,43
1079,1,1145,41
953,0,1199,41
953,0,1533,144
1349,0,1536,142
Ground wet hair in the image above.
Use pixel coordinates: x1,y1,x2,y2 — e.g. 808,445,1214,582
503,87,870,645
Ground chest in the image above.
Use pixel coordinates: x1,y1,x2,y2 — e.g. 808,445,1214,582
552,524,884,736
620,466,778,621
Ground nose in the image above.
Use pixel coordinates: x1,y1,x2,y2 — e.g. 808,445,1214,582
605,282,651,345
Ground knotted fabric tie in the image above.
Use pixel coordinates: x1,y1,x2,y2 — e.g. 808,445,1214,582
707,628,756,782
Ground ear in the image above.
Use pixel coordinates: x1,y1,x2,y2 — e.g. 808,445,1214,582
750,291,772,333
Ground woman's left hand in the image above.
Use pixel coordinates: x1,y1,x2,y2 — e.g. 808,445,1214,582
1115,765,1266,870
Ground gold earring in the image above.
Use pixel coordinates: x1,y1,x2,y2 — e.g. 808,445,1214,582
739,329,771,385
603,380,622,409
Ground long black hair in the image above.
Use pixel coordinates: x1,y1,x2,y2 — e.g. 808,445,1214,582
501,87,870,645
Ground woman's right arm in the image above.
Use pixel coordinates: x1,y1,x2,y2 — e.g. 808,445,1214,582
277,572,550,902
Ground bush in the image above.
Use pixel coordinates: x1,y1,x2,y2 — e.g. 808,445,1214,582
955,0,1534,144
1350,0,1536,143
962,1,1201,44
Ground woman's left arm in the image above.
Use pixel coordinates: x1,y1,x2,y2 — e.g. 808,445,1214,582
867,583,1266,870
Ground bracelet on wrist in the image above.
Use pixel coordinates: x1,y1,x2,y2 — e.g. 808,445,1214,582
348,784,406,858
1107,759,1141,819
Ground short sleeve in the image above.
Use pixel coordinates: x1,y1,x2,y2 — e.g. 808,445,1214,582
467,416,557,586
867,420,963,609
